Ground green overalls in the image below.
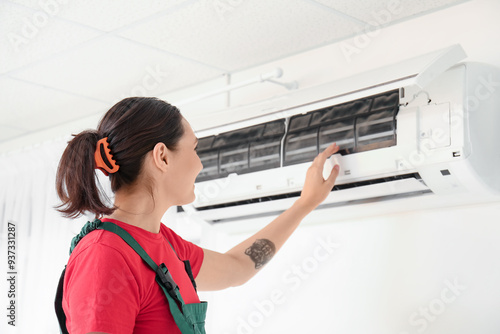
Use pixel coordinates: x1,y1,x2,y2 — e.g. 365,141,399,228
54,219,208,334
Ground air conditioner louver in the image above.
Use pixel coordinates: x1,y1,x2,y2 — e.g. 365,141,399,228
193,173,431,224
196,172,424,212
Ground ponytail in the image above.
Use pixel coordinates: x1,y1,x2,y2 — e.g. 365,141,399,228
56,130,114,218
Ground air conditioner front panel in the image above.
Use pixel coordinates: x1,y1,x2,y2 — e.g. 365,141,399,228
192,70,467,209
464,62,500,193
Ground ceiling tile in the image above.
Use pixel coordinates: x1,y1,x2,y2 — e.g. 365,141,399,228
0,76,109,136
313,0,468,24
117,0,364,71
0,1,101,74
6,0,190,32
9,36,224,103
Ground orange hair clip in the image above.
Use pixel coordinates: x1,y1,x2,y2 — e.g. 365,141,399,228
95,137,120,176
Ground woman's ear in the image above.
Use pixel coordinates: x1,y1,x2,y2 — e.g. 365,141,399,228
152,142,169,171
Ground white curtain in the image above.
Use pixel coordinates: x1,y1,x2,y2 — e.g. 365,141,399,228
0,137,83,333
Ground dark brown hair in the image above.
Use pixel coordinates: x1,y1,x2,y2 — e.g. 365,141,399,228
56,97,184,218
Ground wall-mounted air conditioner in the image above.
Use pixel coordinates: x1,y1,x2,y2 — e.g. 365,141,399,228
183,45,500,225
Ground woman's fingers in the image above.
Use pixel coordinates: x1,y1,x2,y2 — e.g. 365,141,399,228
299,143,342,210
313,143,340,170
326,161,340,185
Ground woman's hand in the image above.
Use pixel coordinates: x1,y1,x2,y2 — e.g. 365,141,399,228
296,143,340,211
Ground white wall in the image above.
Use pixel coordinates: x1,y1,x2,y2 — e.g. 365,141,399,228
201,202,500,334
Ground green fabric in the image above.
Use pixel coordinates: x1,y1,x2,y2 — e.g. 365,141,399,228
69,219,207,334
69,219,102,255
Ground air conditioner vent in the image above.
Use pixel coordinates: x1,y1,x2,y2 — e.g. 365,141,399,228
284,89,399,166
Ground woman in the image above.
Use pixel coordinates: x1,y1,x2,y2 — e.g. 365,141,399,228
56,97,340,333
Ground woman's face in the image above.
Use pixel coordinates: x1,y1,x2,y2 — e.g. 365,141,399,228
166,117,203,205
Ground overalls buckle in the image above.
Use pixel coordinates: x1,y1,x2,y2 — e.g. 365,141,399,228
156,263,178,299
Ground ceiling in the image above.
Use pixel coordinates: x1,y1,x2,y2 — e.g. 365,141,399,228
0,0,468,149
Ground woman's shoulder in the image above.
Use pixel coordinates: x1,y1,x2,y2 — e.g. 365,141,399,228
159,223,190,249
159,223,179,240
159,223,204,262
68,228,139,266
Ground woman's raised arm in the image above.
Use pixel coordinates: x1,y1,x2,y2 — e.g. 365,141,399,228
196,143,340,291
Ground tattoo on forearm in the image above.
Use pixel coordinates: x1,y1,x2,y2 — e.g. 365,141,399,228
244,239,276,269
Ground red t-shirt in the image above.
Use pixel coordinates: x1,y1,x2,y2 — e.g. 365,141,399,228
62,218,204,334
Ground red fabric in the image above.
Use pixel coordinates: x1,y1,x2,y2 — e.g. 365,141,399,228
62,218,204,334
